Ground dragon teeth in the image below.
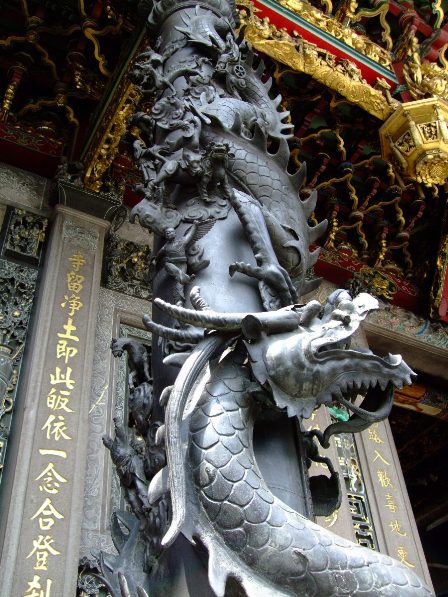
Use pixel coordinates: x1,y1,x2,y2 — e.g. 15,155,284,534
385,353,401,366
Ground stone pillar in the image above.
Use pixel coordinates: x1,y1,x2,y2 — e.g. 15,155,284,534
356,419,433,587
0,205,109,597
352,329,433,588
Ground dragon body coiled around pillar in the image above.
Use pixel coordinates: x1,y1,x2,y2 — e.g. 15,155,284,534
100,0,435,595
144,293,431,597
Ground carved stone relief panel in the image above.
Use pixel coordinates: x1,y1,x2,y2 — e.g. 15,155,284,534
0,206,48,487
334,432,379,550
103,233,152,300
0,260,39,485
0,162,50,213
110,322,152,517
3,208,48,264
79,287,151,561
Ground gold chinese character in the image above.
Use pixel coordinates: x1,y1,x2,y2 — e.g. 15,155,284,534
49,367,75,390
22,575,52,597
377,469,393,489
33,550,49,571
389,520,407,537
66,272,85,293
68,252,86,272
397,547,415,568
324,510,338,528
373,450,390,465
57,318,79,343
385,493,397,513
39,449,67,458
35,463,68,494
42,415,72,441
368,426,384,444
30,498,64,530
60,294,83,316
47,388,73,413
27,535,60,560
56,340,78,364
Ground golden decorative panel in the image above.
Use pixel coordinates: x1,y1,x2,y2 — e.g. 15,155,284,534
83,81,141,192
380,98,448,186
240,9,394,121
276,0,393,68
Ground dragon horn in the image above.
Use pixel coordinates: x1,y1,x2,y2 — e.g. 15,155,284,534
153,297,245,330
142,315,204,341
241,309,302,339
154,291,304,335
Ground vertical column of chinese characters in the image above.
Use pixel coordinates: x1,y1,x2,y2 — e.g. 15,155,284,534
367,422,416,569
22,252,87,597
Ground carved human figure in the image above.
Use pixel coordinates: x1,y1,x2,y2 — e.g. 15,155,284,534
132,138,157,186
156,226,209,305
132,47,176,94
198,142,234,202
110,338,152,390
103,418,149,528
140,115,205,202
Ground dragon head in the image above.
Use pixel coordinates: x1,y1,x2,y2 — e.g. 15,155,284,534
244,290,415,419
149,288,415,421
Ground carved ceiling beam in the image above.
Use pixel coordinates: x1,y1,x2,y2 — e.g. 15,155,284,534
79,0,124,77
81,25,146,192
0,56,31,121
240,5,395,121
249,0,396,80
83,79,141,192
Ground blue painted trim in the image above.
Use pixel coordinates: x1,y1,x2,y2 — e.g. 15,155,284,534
258,0,398,83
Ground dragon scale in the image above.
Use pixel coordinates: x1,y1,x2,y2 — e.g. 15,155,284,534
185,348,432,597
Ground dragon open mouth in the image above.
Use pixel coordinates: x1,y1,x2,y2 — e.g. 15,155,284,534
313,346,414,403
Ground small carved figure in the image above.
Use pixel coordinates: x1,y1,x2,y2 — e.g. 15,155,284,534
129,382,153,437
110,338,152,390
158,227,194,286
199,142,234,202
131,111,154,142
215,32,246,96
141,114,205,201
103,418,149,528
55,157,84,186
131,48,176,95
132,138,158,186
156,225,209,304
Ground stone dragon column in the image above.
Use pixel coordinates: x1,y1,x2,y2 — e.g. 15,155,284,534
101,1,434,595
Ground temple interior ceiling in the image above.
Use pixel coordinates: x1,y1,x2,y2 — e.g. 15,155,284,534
2,0,448,320
1,3,448,591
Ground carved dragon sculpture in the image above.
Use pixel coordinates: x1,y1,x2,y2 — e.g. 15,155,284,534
101,0,435,594
142,288,430,596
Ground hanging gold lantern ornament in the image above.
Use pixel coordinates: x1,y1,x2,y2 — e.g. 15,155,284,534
379,97,448,187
